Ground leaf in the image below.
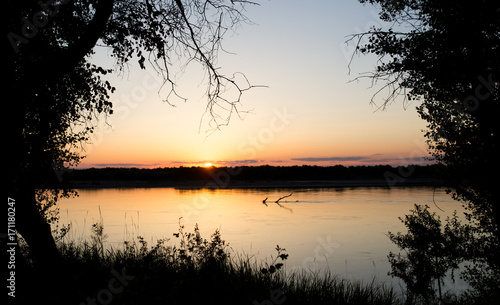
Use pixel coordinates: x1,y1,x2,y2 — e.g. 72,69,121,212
138,55,146,69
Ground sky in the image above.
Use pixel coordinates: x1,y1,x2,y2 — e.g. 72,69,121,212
79,0,432,169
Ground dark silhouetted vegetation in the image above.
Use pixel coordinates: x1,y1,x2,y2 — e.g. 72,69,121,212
353,0,500,301
6,0,255,274
387,204,470,304
12,221,403,305
12,218,493,305
65,164,443,187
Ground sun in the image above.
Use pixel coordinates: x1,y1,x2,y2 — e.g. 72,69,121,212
204,162,213,167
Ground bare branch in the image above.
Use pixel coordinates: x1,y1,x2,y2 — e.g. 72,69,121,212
275,193,293,204
167,0,262,133
345,30,414,110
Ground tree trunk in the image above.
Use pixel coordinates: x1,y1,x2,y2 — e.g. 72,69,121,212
436,256,442,303
7,95,61,270
8,177,65,302
15,184,61,269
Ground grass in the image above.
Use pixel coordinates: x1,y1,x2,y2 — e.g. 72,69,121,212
13,221,404,305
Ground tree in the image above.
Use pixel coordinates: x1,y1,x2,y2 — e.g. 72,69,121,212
387,204,468,303
349,0,500,295
5,0,255,271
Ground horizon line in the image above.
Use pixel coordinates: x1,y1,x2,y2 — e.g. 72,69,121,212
74,161,436,170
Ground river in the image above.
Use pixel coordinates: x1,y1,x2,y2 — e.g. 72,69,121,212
56,186,469,293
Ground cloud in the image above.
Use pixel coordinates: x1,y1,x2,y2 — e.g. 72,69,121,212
94,163,158,168
358,157,398,163
291,156,367,162
360,156,433,165
291,154,434,165
170,160,263,167
217,160,262,166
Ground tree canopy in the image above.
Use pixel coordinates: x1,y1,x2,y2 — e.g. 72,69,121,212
352,0,500,298
5,0,255,271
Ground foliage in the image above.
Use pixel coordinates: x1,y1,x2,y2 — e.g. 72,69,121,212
7,1,256,169
7,0,256,191
35,189,77,224
387,204,469,303
13,222,402,305
6,0,257,264
172,219,229,267
67,164,443,183
260,245,289,276
352,0,500,298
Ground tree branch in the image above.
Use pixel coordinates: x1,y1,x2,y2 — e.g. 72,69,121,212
19,0,115,94
172,0,262,133
275,192,293,204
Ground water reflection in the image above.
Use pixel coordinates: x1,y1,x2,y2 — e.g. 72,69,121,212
57,186,467,291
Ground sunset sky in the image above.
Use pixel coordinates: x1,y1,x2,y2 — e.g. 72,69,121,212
79,0,432,168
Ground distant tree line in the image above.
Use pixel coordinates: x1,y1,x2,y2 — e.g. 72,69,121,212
65,164,443,184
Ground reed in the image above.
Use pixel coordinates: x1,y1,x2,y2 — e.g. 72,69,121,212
14,221,408,305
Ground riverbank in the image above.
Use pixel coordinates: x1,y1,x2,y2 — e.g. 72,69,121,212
67,164,443,189
14,219,477,305
13,223,404,305
72,178,440,189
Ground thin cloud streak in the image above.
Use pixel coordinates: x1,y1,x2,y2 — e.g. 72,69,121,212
79,154,434,169
86,163,164,168
291,156,367,162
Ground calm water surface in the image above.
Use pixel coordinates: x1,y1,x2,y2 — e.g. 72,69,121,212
57,186,468,292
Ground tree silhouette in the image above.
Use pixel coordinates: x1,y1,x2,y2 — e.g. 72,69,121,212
350,0,500,296
387,205,468,303
5,0,255,270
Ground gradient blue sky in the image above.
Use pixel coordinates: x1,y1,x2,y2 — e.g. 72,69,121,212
80,0,432,168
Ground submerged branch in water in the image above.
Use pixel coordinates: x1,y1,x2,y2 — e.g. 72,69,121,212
260,193,293,213
275,193,293,213
275,193,293,204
